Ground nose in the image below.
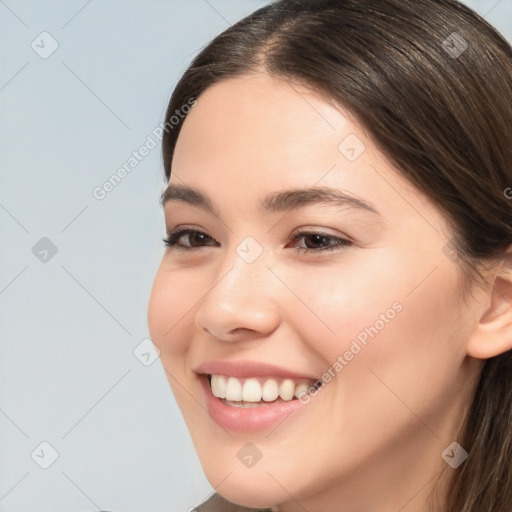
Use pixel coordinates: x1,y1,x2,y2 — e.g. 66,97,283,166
194,248,281,342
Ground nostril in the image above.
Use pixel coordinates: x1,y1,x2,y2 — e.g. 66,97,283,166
228,327,256,336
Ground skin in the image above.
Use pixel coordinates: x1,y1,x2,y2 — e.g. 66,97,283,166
147,72,512,512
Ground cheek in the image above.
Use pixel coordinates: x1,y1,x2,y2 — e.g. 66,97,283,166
337,264,466,427
284,254,464,399
147,265,200,356
279,256,405,359
147,267,203,417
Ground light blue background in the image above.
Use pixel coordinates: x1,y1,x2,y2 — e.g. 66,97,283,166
1,1,511,511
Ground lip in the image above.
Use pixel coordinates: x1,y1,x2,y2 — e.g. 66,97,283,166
199,374,307,432
194,359,318,380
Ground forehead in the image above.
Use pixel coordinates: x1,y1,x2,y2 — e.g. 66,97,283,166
172,73,361,187
169,72,445,235
177,72,350,147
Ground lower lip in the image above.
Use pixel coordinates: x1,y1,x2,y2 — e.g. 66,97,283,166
200,375,306,432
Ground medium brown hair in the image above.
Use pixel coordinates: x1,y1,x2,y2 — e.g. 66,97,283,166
161,1,512,510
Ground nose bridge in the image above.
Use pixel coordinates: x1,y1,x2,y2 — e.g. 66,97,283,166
214,233,275,296
195,237,280,339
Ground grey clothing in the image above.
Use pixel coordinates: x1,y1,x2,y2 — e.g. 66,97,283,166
195,493,272,512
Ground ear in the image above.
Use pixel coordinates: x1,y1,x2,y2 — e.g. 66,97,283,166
466,246,512,359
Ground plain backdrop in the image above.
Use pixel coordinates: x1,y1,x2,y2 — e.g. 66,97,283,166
1,1,511,511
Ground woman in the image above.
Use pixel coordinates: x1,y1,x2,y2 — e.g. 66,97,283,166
147,0,512,510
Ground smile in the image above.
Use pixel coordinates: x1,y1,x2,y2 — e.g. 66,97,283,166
194,360,322,431
209,374,317,405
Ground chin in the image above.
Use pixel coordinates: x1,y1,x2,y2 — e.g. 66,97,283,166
190,421,333,510
199,458,288,509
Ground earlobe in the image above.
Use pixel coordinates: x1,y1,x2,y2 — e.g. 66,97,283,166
466,248,512,360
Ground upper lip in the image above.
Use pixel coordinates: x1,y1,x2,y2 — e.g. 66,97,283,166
194,360,318,380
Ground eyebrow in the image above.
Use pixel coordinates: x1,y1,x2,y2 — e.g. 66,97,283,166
160,184,381,216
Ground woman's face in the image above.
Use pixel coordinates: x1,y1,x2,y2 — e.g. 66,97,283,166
148,72,484,511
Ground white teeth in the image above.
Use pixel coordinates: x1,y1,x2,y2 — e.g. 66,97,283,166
242,378,262,402
261,379,279,402
294,382,309,399
225,377,242,401
279,379,295,401
209,374,315,403
211,375,227,398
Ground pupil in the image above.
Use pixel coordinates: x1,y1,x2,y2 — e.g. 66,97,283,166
307,234,328,248
190,233,206,246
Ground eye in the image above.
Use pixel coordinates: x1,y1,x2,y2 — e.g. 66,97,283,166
288,231,353,254
162,228,352,254
163,228,219,250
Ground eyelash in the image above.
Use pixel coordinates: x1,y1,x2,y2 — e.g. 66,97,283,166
162,228,353,254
